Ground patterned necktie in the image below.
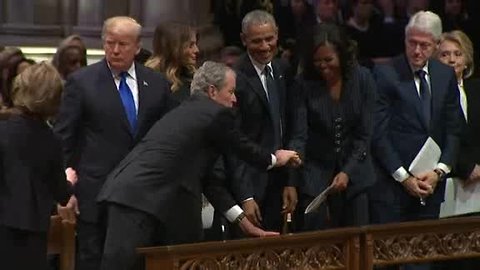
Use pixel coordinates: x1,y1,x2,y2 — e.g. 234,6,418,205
415,70,431,127
119,72,137,134
264,65,282,149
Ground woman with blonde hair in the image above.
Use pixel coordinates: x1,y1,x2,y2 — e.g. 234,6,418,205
0,62,75,270
437,30,480,221
145,22,199,103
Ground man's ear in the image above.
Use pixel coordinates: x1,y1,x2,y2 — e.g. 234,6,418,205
206,85,216,99
240,32,247,47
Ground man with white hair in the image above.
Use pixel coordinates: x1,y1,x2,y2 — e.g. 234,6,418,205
370,11,463,269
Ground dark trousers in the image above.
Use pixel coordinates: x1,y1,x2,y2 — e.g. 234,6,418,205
101,203,165,270
370,194,441,270
296,191,369,232
0,224,48,270
76,218,107,270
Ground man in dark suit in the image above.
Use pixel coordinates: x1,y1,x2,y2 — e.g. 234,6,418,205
231,9,297,231
53,16,172,270
97,61,300,270
370,11,463,270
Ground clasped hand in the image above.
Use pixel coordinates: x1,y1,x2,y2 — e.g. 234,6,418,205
274,150,302,168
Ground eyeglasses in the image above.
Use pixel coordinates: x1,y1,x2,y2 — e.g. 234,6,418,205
406,39,435,51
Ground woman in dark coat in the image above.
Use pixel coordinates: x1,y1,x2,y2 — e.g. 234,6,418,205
0,62,75,270
288,23,376,231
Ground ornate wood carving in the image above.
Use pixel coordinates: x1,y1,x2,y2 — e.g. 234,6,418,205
373,231,480,264
176,244,347,270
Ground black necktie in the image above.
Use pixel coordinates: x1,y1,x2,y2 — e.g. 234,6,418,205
264,65,282,149
415,70,431,127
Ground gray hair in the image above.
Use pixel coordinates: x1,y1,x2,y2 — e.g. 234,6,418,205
191,61,232,96
241,10,277,34
405,11,442,41
102,16,142,41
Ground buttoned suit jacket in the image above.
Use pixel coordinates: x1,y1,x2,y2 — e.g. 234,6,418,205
371,55,463,203
54,59,172,222
288,65,377,199
230,54,294,203
97,95,271,244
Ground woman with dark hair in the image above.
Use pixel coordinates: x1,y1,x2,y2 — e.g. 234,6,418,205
52,44,84,81
145,22,199,104
0,62,75,270
288,23,376,231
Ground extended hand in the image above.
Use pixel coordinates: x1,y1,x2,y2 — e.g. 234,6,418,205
282,186,297,214
242,199,262,227
274,150,301,167
57,195,79,224
238,216,279,237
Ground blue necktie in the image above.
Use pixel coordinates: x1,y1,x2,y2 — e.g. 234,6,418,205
415,70,431,127
118,72,137,134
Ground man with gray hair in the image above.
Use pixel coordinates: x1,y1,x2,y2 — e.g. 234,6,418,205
54,16,173,270
370,11,463,270
97,61,301,270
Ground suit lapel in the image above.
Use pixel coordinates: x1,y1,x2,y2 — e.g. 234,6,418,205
99,60,133,137
135,64,148,140
428,60,445,128
394,56,429,131
238,56,270,111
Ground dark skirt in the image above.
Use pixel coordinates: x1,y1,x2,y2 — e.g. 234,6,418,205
0,224,48,270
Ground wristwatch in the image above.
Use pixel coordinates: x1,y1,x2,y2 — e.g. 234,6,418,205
234,212,246,224
434,168,446,180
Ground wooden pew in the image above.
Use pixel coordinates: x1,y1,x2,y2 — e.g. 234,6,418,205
47,215,76,270
138,227,362,270
361,216,480,269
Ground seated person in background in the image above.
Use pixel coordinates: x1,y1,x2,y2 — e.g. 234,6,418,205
52,44,85,81
288,23,376,231
220,45,243,68
0,62,75,270
145,22,199,104
97,61,301,270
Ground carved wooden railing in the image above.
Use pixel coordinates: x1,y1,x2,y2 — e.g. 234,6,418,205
362,216,480,269
47,215,76,270
138,227,362,270
138,216,480,270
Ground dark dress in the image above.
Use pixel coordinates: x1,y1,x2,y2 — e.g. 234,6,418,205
0,113,72,270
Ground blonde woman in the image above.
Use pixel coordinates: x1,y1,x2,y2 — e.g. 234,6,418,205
437,30,480,218
145,22,199,103
0,62,75,270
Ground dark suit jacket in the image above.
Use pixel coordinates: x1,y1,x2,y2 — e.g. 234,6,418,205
288,65,377,198
97,95,271,243
0,114,71,232
231,54,294,203
372,55,463,203
453,78,480,179
54,59,172,222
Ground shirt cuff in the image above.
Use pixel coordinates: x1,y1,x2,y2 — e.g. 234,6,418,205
224,205,244,223
392,166,410,182
267,154,276,170
436,163,451,174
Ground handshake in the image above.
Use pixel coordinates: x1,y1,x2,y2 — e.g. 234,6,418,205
274,150,302,168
